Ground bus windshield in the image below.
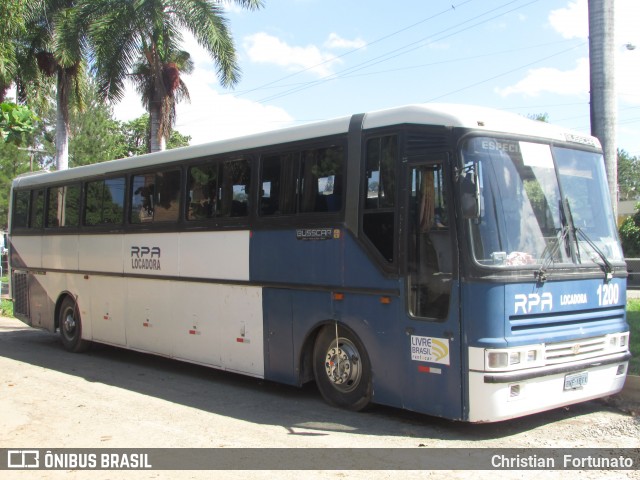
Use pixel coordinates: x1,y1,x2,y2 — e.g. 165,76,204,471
462,137,623,268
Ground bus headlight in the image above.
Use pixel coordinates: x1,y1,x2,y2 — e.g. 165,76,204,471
605,332,629,352
485,345,544,371
487,352,508,368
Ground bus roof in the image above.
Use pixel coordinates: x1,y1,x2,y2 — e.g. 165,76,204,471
12,103,600,189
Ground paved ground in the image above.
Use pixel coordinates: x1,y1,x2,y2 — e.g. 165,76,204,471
0,316,638,480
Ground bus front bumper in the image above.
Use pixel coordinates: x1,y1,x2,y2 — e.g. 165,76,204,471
467,352,630,422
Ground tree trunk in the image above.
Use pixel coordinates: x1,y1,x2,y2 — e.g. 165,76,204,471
588,0,617,217
55,68,71,170
149,98,166,153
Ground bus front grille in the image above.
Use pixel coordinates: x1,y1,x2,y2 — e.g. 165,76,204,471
509,305,625,334
544,336,608,365
12,271,29,317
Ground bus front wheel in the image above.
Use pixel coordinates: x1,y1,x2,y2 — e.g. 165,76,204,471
313,325,372,411
59,296,90,353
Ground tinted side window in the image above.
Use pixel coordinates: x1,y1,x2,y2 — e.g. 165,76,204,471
187,158,250,220
130,170,181,223
84,178,125,226
260,153,298,215
362,135,397,263
187,163,219,220
30,189,45,228
47,184,81,228
220,159,250,218
365,136,396,209
259,145,344,216
13,190,30,228
300,146,343,213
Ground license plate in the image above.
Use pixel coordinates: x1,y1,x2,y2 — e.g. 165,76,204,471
564,372,588,390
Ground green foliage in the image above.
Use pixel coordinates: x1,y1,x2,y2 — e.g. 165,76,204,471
527,112,549,122
0,102,39,146
625,299,640,375
168,129,191,150
68,85,127,166
619,203,640,257
1,298,13,318
618,149,640,201
0,142,31,228
120,114,191,156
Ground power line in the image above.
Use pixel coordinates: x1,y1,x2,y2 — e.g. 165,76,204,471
254,0,541,103
423,42,586,102
234,0,478,99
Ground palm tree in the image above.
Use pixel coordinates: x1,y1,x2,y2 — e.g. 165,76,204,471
0,2,44,105
87,0,262,153
131,49,194,152
22,0,91,170
0,1,24,102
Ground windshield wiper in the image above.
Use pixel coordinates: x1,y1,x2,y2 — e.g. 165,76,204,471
536,198,573,283
575,228,614,281
536,225,570,283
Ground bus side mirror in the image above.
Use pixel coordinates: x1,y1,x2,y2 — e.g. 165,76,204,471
461,173,480,219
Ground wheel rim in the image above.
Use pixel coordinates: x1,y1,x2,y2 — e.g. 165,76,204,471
62,308,77,340
323,337,362,393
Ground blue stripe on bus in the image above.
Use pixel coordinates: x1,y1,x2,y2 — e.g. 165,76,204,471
249,228,398,290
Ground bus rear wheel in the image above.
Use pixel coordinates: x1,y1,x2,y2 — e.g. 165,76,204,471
59,296,90,353
313,325,372,411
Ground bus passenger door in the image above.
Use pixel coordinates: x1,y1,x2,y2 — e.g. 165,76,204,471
401,157,462,419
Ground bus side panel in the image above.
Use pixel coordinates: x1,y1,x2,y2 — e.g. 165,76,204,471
10,236,42,270
42,235,79,271
17,270,88,335
123,278,264,377
87,276,126,346
218,285,264,377
26,273,54,330
263,288,295,384
251,229,343,286
125,233,179,277
461,282,507,347
263,288,405,406
79,235,123,274
125,278,174,356
179,231,250,281
250,229,397,291
172,281,224,367
330,291,404,408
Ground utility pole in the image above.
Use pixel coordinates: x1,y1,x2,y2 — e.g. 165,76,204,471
588,0,617,218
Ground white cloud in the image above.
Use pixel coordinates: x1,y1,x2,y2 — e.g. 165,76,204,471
616,1,640,105
111,84,146,121
548,0,588,39
174,68,293,144
498,0,640,104
324,33,366,50
496,58,589,98
243,32,341,77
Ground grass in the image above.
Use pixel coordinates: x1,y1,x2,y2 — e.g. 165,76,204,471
1,298,12,317
0,276,10,317
625,299,640,375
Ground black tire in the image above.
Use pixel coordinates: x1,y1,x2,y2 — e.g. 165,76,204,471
59,296,90,353
313,324,372,411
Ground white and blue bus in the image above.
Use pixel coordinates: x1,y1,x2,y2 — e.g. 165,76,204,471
8,104,630,422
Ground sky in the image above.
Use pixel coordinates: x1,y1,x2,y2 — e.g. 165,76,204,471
113,0,640,157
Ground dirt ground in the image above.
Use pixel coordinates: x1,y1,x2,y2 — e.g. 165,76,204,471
0,316,638,480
